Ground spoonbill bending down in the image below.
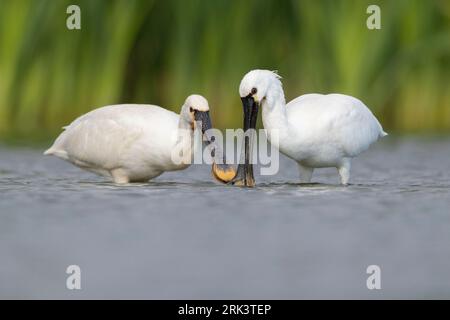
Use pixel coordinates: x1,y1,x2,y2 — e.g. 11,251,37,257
232,70,387,186
44,95,235,184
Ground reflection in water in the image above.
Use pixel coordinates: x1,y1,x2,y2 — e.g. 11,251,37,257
0,137,450,299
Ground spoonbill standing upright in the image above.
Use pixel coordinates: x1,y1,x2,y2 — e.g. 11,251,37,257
44,95,235,184
232,70,387,186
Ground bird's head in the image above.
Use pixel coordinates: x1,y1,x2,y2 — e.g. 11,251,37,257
182,94,237,184
231,70,283,187
182,94,211,132
239,70,282,108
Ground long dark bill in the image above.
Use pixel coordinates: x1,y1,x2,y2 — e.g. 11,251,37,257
194,111,237,183
231,95,259,187
194,110,212,134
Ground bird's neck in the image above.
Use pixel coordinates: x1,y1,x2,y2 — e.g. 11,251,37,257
178,115,193,132
261,84,290,150
172,116,196,165
177,117,196,146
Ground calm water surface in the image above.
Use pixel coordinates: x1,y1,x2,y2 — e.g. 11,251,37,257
0,136,449,299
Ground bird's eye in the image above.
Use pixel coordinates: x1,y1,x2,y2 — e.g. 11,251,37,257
251,87,258,95
189,107,194,113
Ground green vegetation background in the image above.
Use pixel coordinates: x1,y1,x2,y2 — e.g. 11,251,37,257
0,0,449,143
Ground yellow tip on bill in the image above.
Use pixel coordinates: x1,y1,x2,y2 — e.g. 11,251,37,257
211,163,237,184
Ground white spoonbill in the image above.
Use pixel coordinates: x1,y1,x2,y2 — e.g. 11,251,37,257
44,95,235,184
232,70,387,186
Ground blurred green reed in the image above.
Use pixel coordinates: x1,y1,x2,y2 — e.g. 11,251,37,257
0,0,449,142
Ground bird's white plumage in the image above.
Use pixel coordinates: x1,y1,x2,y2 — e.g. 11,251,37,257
240,70,387,184
45,95,208,183
284,93,385,162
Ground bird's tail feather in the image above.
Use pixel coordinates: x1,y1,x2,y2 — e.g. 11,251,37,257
43,147,68,159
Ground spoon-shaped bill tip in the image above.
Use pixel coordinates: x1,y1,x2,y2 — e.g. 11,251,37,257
211,163,237,184
229,163,256,187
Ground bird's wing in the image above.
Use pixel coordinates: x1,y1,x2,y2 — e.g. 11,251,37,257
53,116,144,169
286,94,324,109
286,94,385,157
318,94,384,156
46,104,175,169
344,101,385,155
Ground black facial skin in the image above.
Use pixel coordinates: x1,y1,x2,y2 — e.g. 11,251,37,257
231,94,259,187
